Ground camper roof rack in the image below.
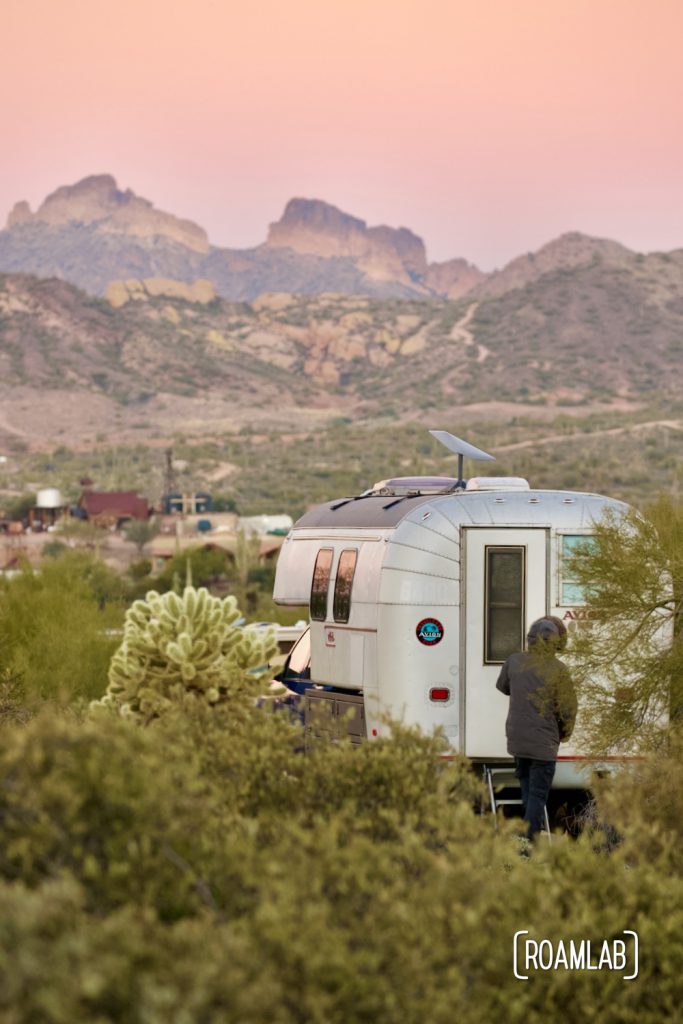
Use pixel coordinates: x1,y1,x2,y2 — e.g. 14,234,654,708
362,476,460,497
360,432,496,498
348,432,497,505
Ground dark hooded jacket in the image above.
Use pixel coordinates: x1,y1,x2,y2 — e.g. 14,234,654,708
496,645,577,761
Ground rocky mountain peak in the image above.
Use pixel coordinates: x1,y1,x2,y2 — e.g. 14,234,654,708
6,174,209,253
271,198,367,243
424,258,487,299
267,197,429,287
479,231,634,297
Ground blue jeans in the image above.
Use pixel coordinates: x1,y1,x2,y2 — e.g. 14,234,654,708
514,757,555,840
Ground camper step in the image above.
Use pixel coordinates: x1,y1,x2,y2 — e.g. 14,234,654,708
484,765,551,838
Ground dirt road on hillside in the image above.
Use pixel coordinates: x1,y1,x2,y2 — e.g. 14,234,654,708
494,418,683,454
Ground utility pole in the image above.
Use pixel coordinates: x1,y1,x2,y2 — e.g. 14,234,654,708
163,448,177,496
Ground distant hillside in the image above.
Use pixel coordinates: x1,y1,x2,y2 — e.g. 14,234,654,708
266,197,485,298
1,236,682,451
6,174,210,251
468,244,683,402
0,176,483,301
5,174,682,315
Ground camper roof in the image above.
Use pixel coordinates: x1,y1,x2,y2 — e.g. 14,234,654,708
292,488,627,531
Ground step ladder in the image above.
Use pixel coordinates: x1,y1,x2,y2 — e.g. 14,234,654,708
484,766,551,840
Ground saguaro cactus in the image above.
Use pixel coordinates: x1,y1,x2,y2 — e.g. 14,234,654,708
97,587,277,720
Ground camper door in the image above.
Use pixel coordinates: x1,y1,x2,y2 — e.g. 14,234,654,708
463,528,548,758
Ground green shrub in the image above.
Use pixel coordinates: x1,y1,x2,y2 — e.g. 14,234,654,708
3,492,36,521
123,518,160,552
154,547,232,593
41,539,68,559
0,552,123,705
2,556,683,1021
567,495,683,753
2,707,683,1021
0,713,213,920
128,557,152,581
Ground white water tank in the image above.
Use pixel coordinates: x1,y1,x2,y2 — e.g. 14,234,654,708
36,488,63,509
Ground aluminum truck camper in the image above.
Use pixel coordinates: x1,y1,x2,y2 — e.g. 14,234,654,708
273,431,628,788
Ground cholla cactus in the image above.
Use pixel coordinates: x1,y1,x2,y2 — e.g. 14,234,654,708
96,587,277,721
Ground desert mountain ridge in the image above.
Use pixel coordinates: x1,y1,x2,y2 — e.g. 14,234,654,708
2,177,682,512
1,217,682,451
7,174,210,253
1,174,671,303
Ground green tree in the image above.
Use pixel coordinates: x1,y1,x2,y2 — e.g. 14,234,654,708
41,539,68,559
124,517,160,553
0,551,124,705
128,557,152,581
230,528,262,610
211,493,238,513
56,516,105,556
3,492,36,521
566,494,683,753
155,546,231,593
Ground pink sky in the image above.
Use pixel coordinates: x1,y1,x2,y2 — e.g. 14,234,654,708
3,0,683,268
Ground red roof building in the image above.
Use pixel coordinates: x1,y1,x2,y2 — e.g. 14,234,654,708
78,490,149,524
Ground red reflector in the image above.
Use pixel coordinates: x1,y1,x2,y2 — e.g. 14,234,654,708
430,687,450,702
371,728,378,737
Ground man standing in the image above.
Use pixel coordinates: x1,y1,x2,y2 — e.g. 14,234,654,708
496,617,577,842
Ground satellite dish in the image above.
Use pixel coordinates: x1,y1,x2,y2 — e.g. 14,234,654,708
429,430,495,487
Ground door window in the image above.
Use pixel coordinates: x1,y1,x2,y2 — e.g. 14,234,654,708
485,547,525,662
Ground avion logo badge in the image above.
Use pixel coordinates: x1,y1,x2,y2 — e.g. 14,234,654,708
416,618,444,646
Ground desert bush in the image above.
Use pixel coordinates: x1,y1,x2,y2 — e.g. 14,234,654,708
123,517,160,553
567,495,683,753
1,704,683,1021
41,539,68,558
589,727,683,871
0,669,29,726
2,561,683,1020
154,547,232,593
0,713,214,920
3,491,36,522
0,552,123,705
128,557,152,580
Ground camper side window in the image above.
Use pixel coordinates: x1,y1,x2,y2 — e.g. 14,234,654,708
333,549,358,623
560,535,596,605
310,548,334,621
485,547,525,663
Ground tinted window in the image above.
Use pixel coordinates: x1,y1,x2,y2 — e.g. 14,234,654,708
485,547,525,662
310,548,333,621
333,549,358,623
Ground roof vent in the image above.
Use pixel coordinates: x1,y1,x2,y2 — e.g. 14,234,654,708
465,477,530,492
